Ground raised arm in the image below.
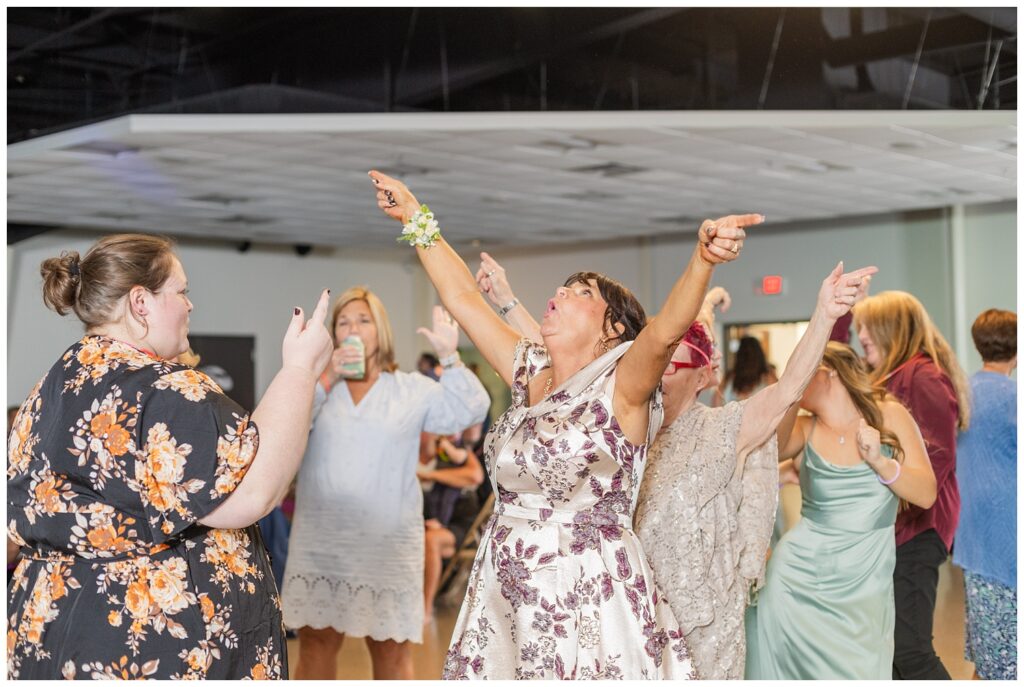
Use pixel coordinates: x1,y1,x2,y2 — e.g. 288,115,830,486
698,286,731,333
614,215,762,433
367,170,521,385
736,263,878,458
858,404,937,509
475,252,543,343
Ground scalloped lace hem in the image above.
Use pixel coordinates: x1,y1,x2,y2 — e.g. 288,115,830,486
281,572,423,644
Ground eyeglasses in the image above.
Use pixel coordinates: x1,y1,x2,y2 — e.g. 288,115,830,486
665,359,706,373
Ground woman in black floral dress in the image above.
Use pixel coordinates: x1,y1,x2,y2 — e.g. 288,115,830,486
7,234,332,679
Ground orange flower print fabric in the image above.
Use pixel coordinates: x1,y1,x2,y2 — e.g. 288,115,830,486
7,336,284,679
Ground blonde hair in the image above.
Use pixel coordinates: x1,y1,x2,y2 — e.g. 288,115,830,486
853,291,970,431
331,286,398,373
40,233,176,328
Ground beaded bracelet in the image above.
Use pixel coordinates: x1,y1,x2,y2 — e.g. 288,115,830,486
398,204,442,248
877,459,902,485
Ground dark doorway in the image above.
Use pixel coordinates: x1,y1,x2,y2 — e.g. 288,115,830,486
188,335,256,412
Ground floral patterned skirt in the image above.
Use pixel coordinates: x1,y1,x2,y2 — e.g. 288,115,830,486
964,570,1017,680
443,507,695,680
7,529,285,680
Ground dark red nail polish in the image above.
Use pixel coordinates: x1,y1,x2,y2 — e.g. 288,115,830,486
294,307,300,315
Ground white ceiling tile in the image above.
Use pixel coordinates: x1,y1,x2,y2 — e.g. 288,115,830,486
6,112,1014,248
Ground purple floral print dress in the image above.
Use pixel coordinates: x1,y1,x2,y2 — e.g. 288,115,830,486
443,339,695,680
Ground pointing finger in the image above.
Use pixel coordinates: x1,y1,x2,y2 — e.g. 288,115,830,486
309,288,331,328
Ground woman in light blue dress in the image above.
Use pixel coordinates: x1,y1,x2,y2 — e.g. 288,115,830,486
745,343,937,680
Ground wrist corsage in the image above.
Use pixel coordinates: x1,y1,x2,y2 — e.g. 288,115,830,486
398,204,442,248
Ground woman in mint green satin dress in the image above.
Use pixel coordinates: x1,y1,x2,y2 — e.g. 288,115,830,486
745,343,937,680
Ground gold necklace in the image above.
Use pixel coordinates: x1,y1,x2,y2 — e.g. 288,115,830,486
543,375,553,398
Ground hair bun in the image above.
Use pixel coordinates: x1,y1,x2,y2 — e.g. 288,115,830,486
40,250,82,316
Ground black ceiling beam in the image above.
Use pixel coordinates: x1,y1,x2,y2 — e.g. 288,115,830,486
395,7,685,106
8,8,141,64
116,9,308,82
825,14,1013,68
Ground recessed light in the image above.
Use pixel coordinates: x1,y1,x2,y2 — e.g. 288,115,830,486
189,193,250,205
217,215,274,225
560,191,620,201
889,141,925,150
569,163,647,177
653,215,701,225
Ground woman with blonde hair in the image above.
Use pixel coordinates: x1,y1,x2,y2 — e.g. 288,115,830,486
853,290,969,680
280,287,489,680
745,343,936,679
7,234,333,679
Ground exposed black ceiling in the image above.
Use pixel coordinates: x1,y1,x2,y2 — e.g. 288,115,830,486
7,7,1017,144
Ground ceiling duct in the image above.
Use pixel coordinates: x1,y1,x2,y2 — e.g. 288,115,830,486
821,8,954,108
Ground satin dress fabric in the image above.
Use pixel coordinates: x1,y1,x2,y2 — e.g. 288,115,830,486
745,439,898,680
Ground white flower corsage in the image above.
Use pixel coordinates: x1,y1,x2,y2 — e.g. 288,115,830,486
398,204,442,248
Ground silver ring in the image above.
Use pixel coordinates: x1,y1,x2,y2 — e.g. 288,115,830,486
730,241,739,253
486,270,495,278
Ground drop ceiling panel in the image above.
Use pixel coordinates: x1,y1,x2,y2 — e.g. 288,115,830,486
7,111,1015,248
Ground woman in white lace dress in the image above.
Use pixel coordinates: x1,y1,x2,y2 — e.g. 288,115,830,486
281,287,490,679
367,169,759,679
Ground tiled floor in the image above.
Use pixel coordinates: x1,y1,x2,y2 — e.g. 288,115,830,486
287,488,976,679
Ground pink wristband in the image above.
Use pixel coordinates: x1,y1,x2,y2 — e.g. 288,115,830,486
877,460,901,486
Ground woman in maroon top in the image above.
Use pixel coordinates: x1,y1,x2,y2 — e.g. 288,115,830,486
854,290,970,680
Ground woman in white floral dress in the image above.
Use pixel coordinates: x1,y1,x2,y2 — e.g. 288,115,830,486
367,169,761,679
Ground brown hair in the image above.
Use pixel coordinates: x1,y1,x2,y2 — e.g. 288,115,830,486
331,286,398,373
853,290,970,431
40,234,177,328
821,342,909,510
729,336,771,395
563,271,646,351
971,309,1016,362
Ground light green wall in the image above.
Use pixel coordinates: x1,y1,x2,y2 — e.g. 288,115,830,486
902,208,955,342
961,200,1017,374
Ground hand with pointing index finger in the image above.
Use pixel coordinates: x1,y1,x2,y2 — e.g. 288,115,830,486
282,288,333,377
475,252,515,308
697,214,764,265
818,262,879,321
